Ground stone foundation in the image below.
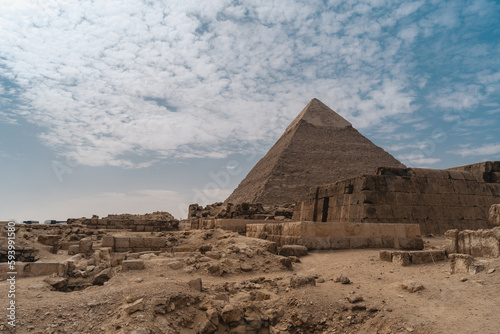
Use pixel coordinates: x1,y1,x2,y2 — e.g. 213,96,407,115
246,221,423,250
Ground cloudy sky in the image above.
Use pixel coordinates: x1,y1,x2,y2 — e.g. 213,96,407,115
1,0,499,222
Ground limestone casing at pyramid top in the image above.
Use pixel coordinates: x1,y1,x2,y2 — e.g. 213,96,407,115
284,98,352,133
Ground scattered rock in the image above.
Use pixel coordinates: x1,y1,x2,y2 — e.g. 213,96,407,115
316,278,325,283
199,245,212,254
488,268,496,274
44,277,68,291
168,261,184,270
123,298,144,314
91,268,113,285
401,281,424,293
188,277,203,292
221,304,243,324
346,294,364,303
334,275,350,284
240,263,254,272
205,251,221,260
279,257,293,270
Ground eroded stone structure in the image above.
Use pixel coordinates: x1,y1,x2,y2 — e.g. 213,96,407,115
293,164,500,235
67,211,179,232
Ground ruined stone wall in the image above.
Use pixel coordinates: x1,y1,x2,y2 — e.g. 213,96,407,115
67,212,179,232
293,166,500,236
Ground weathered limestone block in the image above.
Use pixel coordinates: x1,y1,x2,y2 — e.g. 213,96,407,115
122,260,145,271
278,245,308,257
79,238,93,255
68,245,80,255
490,204,500,226
101,236,115,248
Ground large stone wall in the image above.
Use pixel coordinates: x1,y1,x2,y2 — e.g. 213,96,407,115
192,218,283,234
293,165,500,235
246,221,423,250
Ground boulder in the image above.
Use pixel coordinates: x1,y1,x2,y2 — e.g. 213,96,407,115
79,238,93,255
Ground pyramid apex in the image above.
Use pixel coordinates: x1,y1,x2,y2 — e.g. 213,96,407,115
286,98,351,131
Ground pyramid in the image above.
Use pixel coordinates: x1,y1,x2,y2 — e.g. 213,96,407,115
225,98,405,205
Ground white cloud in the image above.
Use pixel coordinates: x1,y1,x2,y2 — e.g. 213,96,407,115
449,143,500,157
0,0,498,167
397,153,441,166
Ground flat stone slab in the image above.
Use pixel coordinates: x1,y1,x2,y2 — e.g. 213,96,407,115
122,260,145,271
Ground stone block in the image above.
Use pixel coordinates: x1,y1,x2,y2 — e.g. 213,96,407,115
145,237,165,249
79,238,93,255
22,262,66,277
115,237,130,249
444,229,459,253
188,278,202,292
68,245,80,255
60,241,79,250
350,237,369,249
379,250,392,262
122,260,145,271
101,236,114,248
129,238,145,248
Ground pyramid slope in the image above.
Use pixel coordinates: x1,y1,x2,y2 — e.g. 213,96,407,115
225,99,405,205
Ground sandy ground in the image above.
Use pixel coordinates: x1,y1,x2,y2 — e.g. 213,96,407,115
1,232,500,334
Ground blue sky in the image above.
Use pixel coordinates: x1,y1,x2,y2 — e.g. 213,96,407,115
0,0,499,222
